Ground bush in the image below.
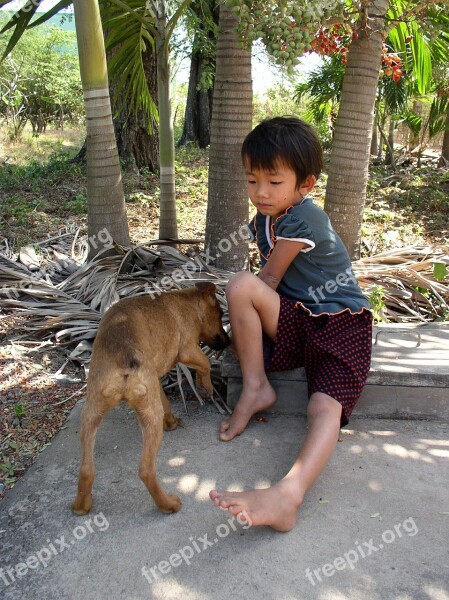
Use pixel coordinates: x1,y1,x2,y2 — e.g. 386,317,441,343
0,17,83,140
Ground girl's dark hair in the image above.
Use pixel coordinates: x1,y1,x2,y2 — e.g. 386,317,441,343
241,116,323,189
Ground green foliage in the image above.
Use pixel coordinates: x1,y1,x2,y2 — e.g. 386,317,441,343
253,84,301,124
434,263,448,282
14,404,26,419
293,54,344,142
182,0,218,92
0,151,82,192
100,0,158,129
400,94,449,157
368,285,387,323
0,18,83,140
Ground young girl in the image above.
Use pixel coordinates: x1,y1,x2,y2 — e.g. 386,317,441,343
209,117,373,532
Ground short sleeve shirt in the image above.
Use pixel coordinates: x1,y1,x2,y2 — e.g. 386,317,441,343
248,198,371,316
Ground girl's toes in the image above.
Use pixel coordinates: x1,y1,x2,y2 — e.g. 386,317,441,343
220,420,230,433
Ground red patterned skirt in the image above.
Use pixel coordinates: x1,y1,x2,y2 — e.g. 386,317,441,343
264,296,373,427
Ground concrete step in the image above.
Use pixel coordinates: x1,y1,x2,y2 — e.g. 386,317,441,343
221,323,449,421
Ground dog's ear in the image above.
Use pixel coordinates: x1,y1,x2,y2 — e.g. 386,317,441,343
195,282,216,296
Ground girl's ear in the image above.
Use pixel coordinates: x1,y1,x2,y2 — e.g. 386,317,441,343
298,174,316,195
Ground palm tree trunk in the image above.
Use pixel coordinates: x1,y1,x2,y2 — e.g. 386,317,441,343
73,0,130,255
108,40,159,171
370,109,379,156
385,117,396,167
156,0,178,240
324,0,389,259
178,51,213,148
440,107,449,164
204,3,252,270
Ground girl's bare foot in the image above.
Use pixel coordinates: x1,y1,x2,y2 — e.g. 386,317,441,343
209,479,303,532
220,381,276,441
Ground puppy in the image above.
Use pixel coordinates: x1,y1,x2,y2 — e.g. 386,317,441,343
72,282,229,515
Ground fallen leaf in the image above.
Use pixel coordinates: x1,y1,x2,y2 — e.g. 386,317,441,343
370,513,380,518
256,416,268,422
319,498,329,504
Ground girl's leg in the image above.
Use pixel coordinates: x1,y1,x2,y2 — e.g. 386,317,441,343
210,392,342,531
220,271,280,441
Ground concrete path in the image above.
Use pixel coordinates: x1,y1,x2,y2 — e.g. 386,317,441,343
1,399,448,600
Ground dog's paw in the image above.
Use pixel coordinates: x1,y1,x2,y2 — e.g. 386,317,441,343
159,493,182,514
197,384,213,399
163,414,184,431
195,374,213,398
71,496,92,516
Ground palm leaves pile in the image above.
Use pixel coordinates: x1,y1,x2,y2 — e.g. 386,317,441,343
1,238,448,411
354,245,449,322
0,238,233,414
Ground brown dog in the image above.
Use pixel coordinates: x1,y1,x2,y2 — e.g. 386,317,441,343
72,282,229,515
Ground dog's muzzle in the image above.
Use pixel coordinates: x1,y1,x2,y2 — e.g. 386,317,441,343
210,332,230,350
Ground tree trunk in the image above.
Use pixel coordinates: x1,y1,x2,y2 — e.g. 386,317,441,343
73,0,130,255
324,0,389,259
408,100,422,151
108,43,159,171
385,117,395,166
156,0,178,240
178,51,214,148
204,3,252,271
370,112,379,156
440,106,449,164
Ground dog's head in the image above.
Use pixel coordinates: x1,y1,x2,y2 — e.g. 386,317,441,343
195,282,230,350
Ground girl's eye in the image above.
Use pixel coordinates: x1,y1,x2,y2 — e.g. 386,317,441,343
247,180,256,184
271,181,282,185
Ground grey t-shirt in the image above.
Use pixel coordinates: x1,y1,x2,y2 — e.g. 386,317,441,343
248,198,371,316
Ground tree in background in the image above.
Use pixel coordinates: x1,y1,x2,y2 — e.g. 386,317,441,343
0,0,130,253
0,20,83,139
204,1,252,270
178,0,218,148
72,0,130,252
225,0,449,258
293,54,345,145
101,2,159,172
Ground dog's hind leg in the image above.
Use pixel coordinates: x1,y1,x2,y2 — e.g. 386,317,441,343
133,380,182,514
160,384,183,431
72,398,110,516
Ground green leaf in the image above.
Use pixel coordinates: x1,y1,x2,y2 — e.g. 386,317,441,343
0,0,40,60
101,0,158,129
27,0,72,29
433,263,448,281
14,404,26,419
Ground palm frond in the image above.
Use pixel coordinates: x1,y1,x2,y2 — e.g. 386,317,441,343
0,0,41,60
101,0,158,128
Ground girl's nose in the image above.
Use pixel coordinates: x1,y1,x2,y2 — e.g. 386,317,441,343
256,183,269,198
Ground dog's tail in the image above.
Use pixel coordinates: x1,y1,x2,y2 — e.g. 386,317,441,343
100,346,147,403
117,345,143,371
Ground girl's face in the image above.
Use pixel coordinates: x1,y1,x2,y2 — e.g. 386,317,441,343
245,161,311,219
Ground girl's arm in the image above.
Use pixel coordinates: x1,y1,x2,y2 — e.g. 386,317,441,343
258,239,308,291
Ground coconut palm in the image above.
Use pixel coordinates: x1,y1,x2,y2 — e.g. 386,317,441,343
204,1,253,270
1,0,193,241
1,0,130,253
326,1,449,258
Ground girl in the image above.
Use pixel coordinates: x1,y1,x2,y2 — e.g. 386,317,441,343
209,117,372,532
